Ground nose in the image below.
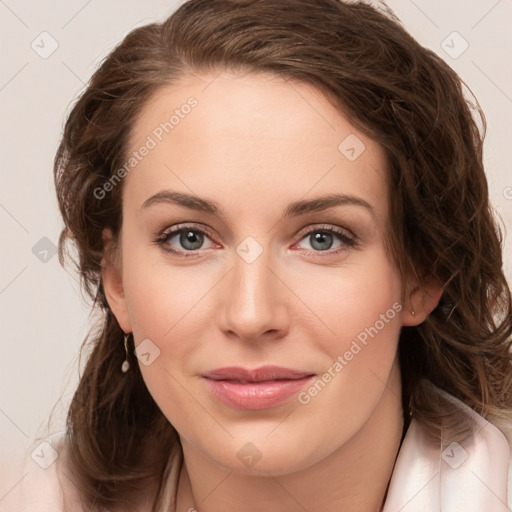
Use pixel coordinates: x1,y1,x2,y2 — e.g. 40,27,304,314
218,249,290,343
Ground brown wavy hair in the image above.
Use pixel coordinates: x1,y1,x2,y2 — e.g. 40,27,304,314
53,0,512,510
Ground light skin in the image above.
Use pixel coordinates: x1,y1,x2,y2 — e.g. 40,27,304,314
101,71,442,512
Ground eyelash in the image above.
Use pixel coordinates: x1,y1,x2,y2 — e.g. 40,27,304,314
154,223,358,259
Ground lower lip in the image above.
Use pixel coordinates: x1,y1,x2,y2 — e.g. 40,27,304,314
203,376,314,410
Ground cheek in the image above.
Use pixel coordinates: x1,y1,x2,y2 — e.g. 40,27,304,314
122,241,206,340
291,249,403,428
289,247,403,353
291,250,403,408
121,254,203,432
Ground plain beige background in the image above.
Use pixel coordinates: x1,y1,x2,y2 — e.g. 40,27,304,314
1,0,511,500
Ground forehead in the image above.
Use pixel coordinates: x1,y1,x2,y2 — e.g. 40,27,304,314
124,71,389,223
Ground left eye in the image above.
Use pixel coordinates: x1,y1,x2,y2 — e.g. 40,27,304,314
295,226,356,253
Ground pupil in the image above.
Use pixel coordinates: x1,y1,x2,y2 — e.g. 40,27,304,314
181,230,203,250
312,232,333,251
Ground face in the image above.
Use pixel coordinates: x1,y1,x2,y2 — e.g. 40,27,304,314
103,70,417,475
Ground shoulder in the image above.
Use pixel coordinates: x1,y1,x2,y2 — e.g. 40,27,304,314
383,389,512,512
1,432,85,512
2,432,181,512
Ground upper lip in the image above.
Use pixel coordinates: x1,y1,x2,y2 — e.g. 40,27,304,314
202,366,315,382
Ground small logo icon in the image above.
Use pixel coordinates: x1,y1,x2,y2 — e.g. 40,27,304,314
441,441,469,469
31,31,59,59
32,237,57,263
441,31,469,59
31,441,58,469
236,236,263,264
135,338,161,366
338,134,366,161
237,442,263,468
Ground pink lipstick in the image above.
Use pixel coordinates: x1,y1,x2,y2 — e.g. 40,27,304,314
202,366,315,410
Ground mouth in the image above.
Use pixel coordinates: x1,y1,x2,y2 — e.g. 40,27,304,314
201,366,316,410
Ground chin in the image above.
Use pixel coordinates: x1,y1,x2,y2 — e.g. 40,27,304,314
195,429,325,477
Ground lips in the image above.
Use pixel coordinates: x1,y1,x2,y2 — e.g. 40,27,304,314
202,366,315,410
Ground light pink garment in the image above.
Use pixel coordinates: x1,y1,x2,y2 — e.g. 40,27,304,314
383,394,511,512
2,393,511,511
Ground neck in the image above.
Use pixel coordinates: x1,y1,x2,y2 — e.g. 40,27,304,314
175,360,404,512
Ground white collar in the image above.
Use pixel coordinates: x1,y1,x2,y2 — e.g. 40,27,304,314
383,394,511,511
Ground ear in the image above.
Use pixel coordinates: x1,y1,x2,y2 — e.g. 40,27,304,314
101,227,132,333
401,270,444,327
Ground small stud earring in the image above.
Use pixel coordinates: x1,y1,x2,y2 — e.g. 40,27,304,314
411,309,416,316
121,333,131,373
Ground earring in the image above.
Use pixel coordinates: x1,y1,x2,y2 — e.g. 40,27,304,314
121,333,131,373
411,309,416,316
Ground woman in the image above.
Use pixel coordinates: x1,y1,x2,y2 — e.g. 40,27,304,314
9,0,512,510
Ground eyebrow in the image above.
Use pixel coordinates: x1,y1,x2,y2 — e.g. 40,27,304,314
141,190,375,219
